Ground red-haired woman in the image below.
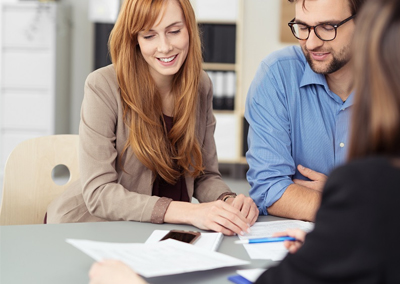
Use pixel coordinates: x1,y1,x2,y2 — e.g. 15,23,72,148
47,0,258,236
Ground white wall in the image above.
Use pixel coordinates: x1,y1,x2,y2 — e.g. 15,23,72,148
62,0,94,134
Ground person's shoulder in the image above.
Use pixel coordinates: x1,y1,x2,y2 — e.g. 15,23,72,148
84,65,120,109
261,45,306,69
199,70,211,88
86,64,118,89
198,70,212,96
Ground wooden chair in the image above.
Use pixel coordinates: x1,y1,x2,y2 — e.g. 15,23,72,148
0,135,79,225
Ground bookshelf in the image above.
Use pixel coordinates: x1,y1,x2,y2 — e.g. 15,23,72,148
190,0,247,177
192,0,296,178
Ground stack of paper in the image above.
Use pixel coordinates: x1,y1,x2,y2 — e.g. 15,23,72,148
67,238,249,278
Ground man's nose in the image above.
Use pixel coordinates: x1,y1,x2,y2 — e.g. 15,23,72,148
305,28,324,51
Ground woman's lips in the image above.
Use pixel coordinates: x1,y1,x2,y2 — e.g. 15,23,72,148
157,54,178,65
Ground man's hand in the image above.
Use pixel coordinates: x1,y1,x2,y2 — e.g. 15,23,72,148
293,165,327,192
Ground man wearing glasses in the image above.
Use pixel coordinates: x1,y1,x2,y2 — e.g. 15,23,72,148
245,0,365,221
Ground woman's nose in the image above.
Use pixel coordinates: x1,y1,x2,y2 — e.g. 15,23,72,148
157,36,173,53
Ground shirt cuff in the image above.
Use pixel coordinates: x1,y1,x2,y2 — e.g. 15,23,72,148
151,197,173,224
217,192,237,202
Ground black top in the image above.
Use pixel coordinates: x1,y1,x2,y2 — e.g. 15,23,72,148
152,115,189,202
256,156,400,284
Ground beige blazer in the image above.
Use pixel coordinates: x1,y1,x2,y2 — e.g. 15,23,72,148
47,65,231,224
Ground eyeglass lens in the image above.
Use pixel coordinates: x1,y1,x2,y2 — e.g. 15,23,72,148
292,24,336,41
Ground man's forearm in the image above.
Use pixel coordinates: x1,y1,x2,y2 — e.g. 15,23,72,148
267,183,322,221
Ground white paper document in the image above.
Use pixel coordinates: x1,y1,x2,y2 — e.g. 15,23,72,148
66,238,249,278
238,220,314,261
145,230,223,251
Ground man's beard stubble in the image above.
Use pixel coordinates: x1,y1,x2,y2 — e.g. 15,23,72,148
302,44,351,75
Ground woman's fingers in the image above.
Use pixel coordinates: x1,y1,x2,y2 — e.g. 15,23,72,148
213,201,250,234
273,229,306,254
230,194,259,225
286,228,307,242
191,201,251,236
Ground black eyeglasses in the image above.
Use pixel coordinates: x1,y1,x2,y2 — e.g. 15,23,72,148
288,14,356,41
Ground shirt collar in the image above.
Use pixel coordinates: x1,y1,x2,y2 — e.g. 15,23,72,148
343,91,354,107
300,62,354,105
300,63,327,89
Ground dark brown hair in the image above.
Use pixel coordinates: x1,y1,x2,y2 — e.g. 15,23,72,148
109,0,204,184
288,0,366,15
348,0,400,159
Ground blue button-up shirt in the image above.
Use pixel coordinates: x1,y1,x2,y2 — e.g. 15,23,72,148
245,46,353,215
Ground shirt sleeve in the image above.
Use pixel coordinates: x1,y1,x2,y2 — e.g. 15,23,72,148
151,197,173,224
245,61,295,215
255,163,381,284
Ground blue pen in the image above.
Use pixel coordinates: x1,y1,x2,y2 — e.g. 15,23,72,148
234,236,297,244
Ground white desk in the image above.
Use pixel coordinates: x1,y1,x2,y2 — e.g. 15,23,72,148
0,216,285,284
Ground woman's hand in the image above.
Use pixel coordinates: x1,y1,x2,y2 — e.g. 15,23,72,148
89,260,147,284
273,228,306,254
187,200,251,236
225,194,259,225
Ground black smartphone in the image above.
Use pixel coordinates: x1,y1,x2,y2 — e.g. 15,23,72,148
159,230,201,244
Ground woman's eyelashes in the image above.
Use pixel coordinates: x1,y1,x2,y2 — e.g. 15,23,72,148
142,29,181,40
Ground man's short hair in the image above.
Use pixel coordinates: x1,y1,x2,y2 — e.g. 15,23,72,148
288,0,366,15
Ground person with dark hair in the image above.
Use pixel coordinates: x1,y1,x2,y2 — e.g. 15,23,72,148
88,0,400,282
245,0,366,221
46,0,258,235
256,0,400,282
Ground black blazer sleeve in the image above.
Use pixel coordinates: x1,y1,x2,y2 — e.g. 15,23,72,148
256,157,400,284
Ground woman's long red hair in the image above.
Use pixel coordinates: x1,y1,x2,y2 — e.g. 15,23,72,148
109,0,204,184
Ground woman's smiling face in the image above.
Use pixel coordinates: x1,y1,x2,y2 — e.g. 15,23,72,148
137,0,189,84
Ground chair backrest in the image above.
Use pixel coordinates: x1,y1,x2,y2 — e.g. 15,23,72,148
0,135,79,225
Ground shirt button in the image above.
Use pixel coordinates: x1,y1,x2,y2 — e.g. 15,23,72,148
340,142,345,148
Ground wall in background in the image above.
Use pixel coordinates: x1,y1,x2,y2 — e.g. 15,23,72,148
62,0,93,134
